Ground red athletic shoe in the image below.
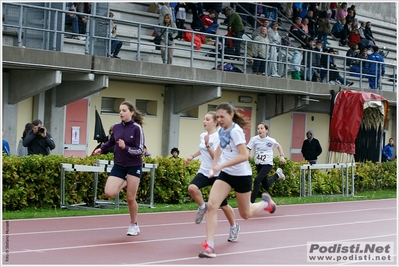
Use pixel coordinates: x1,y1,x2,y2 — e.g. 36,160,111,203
198,240,216,258
262,193,276,213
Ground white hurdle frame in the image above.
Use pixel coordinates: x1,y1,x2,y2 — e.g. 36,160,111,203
299,162,355,197
60,160,158,209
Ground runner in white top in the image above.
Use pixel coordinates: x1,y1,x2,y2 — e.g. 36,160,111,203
186,112,239,242
198,102,276,259
247,122,286,203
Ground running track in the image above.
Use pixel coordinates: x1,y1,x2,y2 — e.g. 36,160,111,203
2,199,397,266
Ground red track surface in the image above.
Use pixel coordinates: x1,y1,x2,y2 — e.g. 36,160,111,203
2,199,397,266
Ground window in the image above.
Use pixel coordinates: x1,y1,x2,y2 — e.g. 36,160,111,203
207,104,217,112
101,97,124,114
136,99,157,116
180,107,198,118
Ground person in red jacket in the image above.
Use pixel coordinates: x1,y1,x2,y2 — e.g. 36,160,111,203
348,28,362,51
201,9,219,35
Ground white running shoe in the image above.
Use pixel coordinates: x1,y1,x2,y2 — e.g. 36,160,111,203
127,223,140,236
228,223,240,242
195,203,207,224
276,167,285,180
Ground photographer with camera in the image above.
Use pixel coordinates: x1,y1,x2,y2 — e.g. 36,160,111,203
23,119,56,155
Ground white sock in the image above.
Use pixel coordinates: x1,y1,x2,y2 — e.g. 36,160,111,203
200,203,206,210
263,201,269,209
230,223,237,230
207,240,214,248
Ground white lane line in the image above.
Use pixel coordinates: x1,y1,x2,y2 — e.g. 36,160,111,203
4,206,396,236
7,217,396,255
137,234,398,265
4,198,396,222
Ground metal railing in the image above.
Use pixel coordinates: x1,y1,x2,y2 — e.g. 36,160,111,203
2,2,396,92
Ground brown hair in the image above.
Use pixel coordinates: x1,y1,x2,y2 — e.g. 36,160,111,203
121,101,144,127
258,122,269,130
163,14,172,25
216,102,250,129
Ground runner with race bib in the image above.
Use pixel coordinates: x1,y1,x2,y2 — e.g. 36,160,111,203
247,122,287,203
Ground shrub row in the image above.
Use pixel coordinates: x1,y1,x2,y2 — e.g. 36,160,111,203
2,154,397,211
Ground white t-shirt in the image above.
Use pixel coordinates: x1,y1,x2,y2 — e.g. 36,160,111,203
247,135,280,165
220,124,252,176
198,131,221,176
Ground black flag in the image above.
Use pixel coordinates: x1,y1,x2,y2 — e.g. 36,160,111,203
94,108,107,143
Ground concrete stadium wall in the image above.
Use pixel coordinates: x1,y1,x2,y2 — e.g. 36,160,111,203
354,2,397,24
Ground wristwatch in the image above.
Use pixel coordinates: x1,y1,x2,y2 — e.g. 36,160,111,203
206,144,211,148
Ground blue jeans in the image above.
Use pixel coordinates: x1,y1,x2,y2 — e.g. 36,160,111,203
203,24,219,34
65,14,79,34
317,32,328,50
111,38,123,56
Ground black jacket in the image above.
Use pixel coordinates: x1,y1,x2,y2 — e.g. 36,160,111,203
301,136,322,160
22,130,56,155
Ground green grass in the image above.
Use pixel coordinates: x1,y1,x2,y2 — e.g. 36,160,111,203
2,190,396,220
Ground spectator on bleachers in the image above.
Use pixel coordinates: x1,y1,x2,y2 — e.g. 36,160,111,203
203,3,223,22
302,37,314,81
303,10,316,39
252,19,269,39
224,6,245,58
347,28,362,51
169,2,177,23
158,2,173,35
292,3,303,23
285,3,293,20
335,2,348,22
346,44,363,78
290,17,307,44
365,45,385,89
320,48,354,86
301,17,309,35
358,47,369,66
201,9,219,35
349,4,357,17
330,2,338,20
159,14,177,65
312,40,323,81
290,46,303,80
331,18,345,40
359,22,374,49
108,12,123,59
345,8,359,28
75,3,91,35
338,18,354,47
364,21,376,46
267,22,282,77
175,3,189,40
65,2,82,39
316,11,331,51
346,43,360,66
252,26,269,75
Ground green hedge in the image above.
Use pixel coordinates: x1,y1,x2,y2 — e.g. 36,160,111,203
2,154,397,211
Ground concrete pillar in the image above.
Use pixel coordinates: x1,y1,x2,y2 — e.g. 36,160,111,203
161,86,180,157
2,73,18,155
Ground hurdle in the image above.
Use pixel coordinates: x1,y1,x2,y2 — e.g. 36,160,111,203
299,162,355,197
60,161,158,209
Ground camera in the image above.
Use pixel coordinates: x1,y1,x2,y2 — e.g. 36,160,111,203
38,127,45,134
